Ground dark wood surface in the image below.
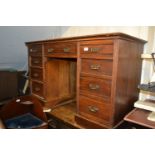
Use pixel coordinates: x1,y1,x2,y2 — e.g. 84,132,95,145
0,71,18,101
124,108,155,129
26,33,146,128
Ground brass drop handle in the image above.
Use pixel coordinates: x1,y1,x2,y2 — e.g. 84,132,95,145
88,106,99,113
90,47,100,52
63,47,70,52
34,87,40,91
33,73,39,77
33,60,40,64
90,64,100,70
89,83,100,90
30,49,37,52
48,48,54,53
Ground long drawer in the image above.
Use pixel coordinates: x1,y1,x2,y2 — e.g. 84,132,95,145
81,58,113,77
80,76,111,101
44,42,77,57
80,40,113,59
79,95,111,124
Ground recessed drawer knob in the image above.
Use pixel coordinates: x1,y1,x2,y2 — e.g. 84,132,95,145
63,47,70,52
89,84,100,90
33,73,39,77
34,87,40,91
88,106,99,113
90,47,100,52
90,64,100,70
30,49,37,52
33,60,40,64
48,48,54,53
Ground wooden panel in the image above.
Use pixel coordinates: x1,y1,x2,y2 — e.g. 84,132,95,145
80,40,113,59
30,68,43,81
44,42,77,58
79,95,111,124
112,39,144,125
80,76,111,101
81,58,113,77
32,82,44,97
31,56,42,67
45,59,76,105
28,44,42,56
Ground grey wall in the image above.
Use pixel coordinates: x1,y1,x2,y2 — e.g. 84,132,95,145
0,26,69,70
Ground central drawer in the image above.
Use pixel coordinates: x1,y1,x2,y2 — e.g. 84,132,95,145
80,76,111,101
44,42,77,57
81,59,113,76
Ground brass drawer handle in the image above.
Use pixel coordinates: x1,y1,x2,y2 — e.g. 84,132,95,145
90,64,100,70
63,47,70,52
88,106,99,113
89,83,100,90
33,60,40,64
48,48,54,53
90,47,100,52
34,87,40,92
30,49,37,52
33,73,39,77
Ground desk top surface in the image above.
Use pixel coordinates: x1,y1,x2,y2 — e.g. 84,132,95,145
25,32,147,44
124,108,155,129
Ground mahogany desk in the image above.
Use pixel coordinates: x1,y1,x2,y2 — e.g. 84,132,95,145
124,108,155,129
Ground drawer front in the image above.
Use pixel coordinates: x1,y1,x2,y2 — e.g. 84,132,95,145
80,40,113,58
80,76,111,100
32,82,44,97
44,42,77,57
28,44,42,56
79,95,110,123
81,59,113,76
30,68,43,81
31,56,42,67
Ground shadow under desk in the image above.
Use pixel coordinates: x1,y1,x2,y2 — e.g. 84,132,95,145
45,102,84,129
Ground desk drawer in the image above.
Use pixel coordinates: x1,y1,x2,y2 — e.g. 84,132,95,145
80,76,111,100
44,42,77,57
32,82,44,97
79,95,110,123
31,56,42,67
30,68,43,81
80,40,113,59
81,59,113,76
28,44,42,56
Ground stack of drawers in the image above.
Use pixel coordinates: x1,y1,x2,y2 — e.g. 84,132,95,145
28,44,44,100
78,40,114,127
